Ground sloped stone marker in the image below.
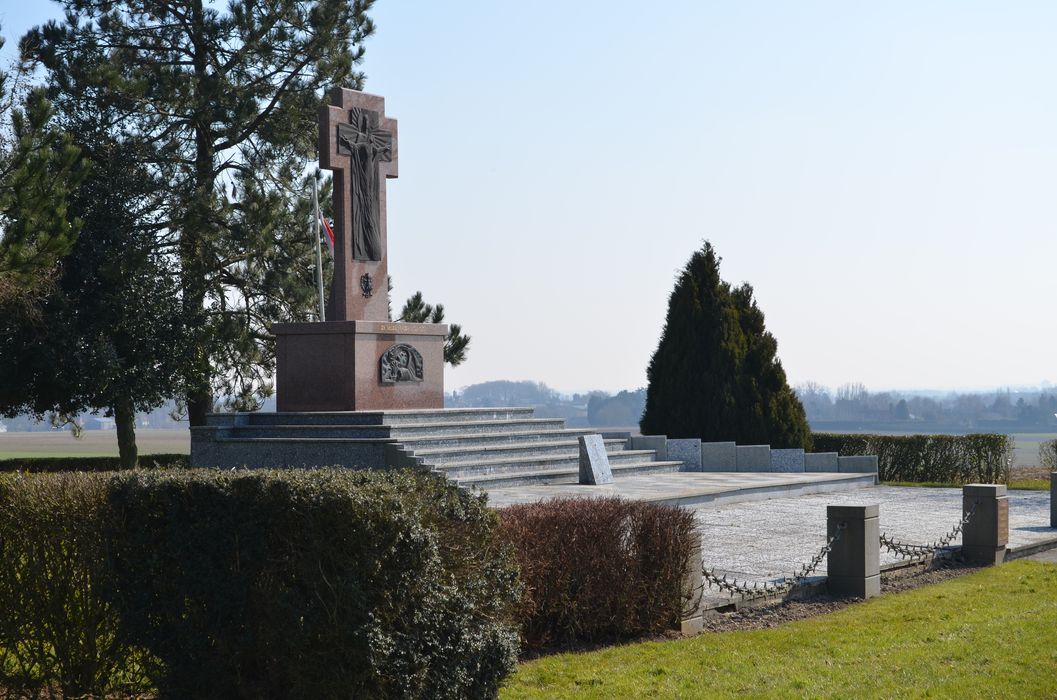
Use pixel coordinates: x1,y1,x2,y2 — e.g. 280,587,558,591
578,434,613,485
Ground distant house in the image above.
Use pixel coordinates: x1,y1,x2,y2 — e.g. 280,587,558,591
83,416,116,431
0,422,6,433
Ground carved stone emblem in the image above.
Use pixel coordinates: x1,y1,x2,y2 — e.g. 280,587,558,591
380,343,424,384
360,273,373,298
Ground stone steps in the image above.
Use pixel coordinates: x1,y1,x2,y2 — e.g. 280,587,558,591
388,418,569,437
454,460,684,490
192,406,678,488
408,438,627,465
388,428,597,450
431,448,658,480
205,407,537,428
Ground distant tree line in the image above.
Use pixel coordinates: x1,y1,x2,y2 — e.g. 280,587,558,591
797,382,1057,430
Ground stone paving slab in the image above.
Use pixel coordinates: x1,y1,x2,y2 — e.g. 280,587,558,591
480,471,875,510
694,486,1054,580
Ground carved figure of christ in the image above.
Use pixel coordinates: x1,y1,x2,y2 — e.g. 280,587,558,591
336,108,393,262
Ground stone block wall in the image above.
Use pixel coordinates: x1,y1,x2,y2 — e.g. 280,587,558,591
631,435,878,475
770,448,805,473
736,445,771,472
668,438,702,472
700,442,737,472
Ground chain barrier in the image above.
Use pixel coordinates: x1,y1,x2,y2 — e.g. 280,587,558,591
701,522,846,600
880,499,979,563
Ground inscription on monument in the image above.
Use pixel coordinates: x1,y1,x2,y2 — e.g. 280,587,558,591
380,343,424,384
336,108,393,262
360,273,373,298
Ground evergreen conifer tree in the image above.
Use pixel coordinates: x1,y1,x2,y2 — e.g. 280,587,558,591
640,242,811,449
398,290,471,367
22,0,377,425
0,123,188,468
0,29,82,296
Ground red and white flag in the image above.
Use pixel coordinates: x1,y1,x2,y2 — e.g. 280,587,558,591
320,214,335,255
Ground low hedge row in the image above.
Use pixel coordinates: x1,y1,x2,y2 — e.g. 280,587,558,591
811,433,1012,483
0,469,521,699
0,453,188,472
0,471,699,698
499,497,697,650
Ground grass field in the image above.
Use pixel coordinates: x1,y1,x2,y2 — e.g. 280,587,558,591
1011,432,1057,468
502,560,1057,699
0,429,190,458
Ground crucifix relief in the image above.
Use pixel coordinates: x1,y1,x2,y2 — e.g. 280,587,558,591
319,88,398,321
337,108,392,261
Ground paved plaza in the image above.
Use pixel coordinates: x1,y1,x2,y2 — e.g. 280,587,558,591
483,471,875,509
694,486,1054,580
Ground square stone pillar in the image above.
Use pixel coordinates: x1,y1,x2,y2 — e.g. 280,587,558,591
1051,473,1057,529
826,504,880,599
962,484,1008,566
679,530,705,635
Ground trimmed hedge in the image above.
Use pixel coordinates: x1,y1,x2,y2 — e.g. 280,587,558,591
0,469,521,699
0,453,188,472
0,472,149,698
498,497,697,650
812,433,1012,484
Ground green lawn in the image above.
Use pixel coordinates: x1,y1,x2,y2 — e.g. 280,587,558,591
503,560,1057,699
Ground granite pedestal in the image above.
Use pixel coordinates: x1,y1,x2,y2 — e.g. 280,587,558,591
273,320,447,412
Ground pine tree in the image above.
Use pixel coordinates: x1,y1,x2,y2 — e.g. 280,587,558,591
398,290,472,367
0,28,82,296
22,0,376,425
640,241,811,449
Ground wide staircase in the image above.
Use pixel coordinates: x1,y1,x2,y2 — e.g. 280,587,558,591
193,407,682,490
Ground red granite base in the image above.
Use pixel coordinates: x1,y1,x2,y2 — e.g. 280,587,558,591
273,320,447,412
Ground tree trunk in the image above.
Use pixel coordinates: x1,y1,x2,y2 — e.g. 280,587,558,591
114,399,138,470
182,0,216,428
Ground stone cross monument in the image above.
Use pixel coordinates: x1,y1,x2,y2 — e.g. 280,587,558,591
271,87,447,412
319,89,396,322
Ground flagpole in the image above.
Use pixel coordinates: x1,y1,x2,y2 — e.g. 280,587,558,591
311,176,326,322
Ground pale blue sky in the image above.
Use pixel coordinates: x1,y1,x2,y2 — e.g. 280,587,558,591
4,2,1056,394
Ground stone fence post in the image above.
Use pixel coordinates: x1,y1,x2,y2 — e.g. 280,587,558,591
961,484,1008,565
679,530,704,635
826,504,880,599
1051,473,1057,529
